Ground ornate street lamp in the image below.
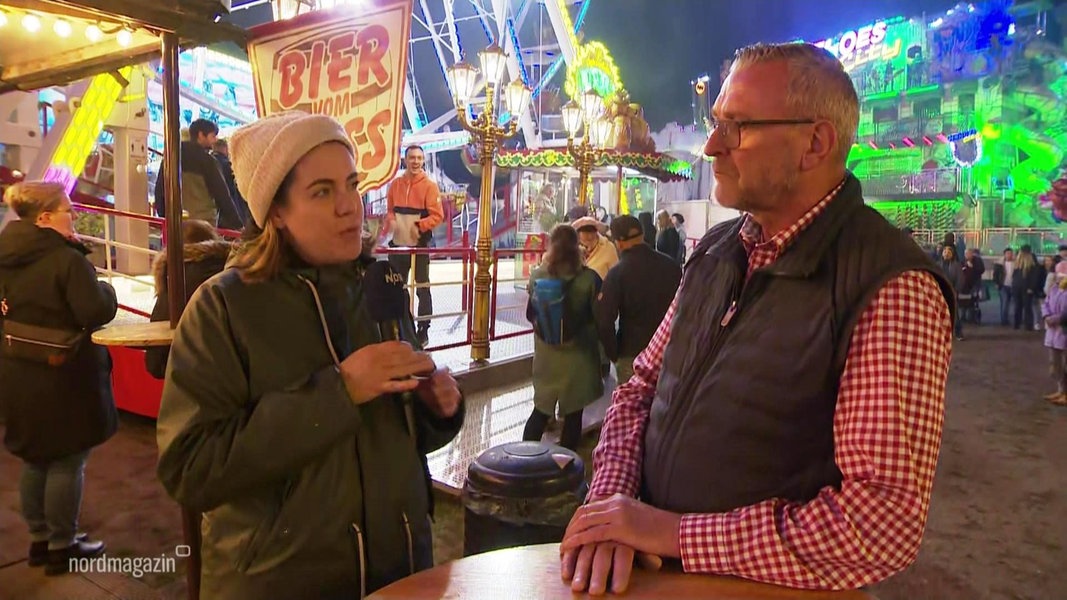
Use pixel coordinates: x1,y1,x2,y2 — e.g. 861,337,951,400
563,89,610,207
447,45,531,362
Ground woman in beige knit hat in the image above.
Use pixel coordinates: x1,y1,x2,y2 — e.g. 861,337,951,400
155,111,463,599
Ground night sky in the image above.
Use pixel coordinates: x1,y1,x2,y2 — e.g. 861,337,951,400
580,0,966,129
226,0,1061,134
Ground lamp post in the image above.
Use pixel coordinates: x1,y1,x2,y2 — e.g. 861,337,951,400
562,89,611,208
447,45,531,363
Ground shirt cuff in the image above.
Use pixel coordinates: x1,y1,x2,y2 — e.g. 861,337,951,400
678,513,731,574
586,479,638,502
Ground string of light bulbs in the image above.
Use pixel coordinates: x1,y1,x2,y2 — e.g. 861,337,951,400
0,6,137,47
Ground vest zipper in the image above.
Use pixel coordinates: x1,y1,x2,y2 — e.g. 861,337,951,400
401,511,415,574
657,270,749,503
351,523,367,599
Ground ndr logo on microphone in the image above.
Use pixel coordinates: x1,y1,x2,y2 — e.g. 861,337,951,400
383,271,404,285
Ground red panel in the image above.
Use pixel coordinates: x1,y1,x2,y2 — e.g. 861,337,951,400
107,346,163,419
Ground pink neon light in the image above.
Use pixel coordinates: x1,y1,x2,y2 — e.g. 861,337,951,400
889,142,897,149
922,136,933,146
902,137,915,147
42,166,76,195
868,140,879,149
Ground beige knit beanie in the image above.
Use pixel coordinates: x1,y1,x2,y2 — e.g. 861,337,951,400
230,111,354,228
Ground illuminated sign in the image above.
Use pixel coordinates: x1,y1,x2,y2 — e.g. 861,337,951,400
565,41,622,99
814,22,888,60
247,0,413,193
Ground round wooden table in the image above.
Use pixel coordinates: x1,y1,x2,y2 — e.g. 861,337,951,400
367,543,876,599
91,321,174,347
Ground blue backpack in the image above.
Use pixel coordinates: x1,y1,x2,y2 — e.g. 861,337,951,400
527,277,577,346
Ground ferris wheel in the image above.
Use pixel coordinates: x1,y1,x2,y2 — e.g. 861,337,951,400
402,0,592,152
230,0,591,151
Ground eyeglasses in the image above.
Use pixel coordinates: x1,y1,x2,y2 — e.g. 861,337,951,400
707,117,816,150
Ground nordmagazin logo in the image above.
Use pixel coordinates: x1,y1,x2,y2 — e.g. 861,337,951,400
68,546,187,578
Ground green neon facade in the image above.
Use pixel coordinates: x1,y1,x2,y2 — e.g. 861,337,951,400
806,2,1067,231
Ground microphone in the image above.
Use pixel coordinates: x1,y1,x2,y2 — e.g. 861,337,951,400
364,260,435,378
363,260,409,343
363,260,430,438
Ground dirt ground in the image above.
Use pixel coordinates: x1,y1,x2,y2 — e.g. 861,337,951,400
1,316,1066,599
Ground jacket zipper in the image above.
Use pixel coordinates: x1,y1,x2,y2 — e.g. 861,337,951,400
4,334,72,349
401,512,415,575
351,523,367,599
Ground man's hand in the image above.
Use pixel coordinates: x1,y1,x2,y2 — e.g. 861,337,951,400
561,542,635,595
415,367,461,419
338,341,434,404
561,494,682,558
409,223,421,243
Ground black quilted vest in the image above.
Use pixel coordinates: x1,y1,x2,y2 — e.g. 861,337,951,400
641,175,954,513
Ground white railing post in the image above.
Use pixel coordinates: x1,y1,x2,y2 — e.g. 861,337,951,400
103,215,114,284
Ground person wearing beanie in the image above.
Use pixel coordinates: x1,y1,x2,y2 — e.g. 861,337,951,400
572,215,618,280
155,111,463,599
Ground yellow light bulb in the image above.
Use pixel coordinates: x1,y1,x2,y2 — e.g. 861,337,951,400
22,14,41,33
116,28,132,47
54,19,72,37
85,24,102,42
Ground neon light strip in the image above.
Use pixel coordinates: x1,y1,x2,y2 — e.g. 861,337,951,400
532,56,564,99
46,67,131,195
531,1,592,99
507,18,530,86
474,0,494,43
555,0,580,51
573,0,591,32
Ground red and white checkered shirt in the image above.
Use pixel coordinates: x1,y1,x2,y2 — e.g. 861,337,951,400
589,181,953,590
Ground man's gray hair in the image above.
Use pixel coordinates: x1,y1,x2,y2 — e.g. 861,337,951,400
731,42,859,162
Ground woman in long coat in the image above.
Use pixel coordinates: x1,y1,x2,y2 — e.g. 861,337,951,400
0,181,117,574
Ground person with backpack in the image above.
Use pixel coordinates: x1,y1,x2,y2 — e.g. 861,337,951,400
523,224,603,450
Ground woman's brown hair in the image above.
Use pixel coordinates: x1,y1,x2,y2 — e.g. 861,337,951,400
226,170,295,283
543,223,582,278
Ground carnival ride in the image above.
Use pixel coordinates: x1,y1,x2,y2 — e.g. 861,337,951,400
803,0,1067,230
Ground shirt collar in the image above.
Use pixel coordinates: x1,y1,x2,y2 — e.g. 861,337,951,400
738,177,847,256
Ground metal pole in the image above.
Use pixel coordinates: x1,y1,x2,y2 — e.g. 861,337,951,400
577,159,589,207
617,165,624,215
161,33,186,328
471,129,497,363
161,31,198,600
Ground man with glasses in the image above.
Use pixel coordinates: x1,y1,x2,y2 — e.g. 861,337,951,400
561,42,955,594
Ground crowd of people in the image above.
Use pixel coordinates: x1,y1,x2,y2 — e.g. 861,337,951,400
522,210,683,451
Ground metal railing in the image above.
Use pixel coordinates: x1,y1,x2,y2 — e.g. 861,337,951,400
912,228,1066,256
862,168,960,198
373,240,546,352
72,201,240,319
73,199,544,355
372,245,476,352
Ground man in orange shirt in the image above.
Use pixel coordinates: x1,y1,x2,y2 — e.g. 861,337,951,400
384,145,444,345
